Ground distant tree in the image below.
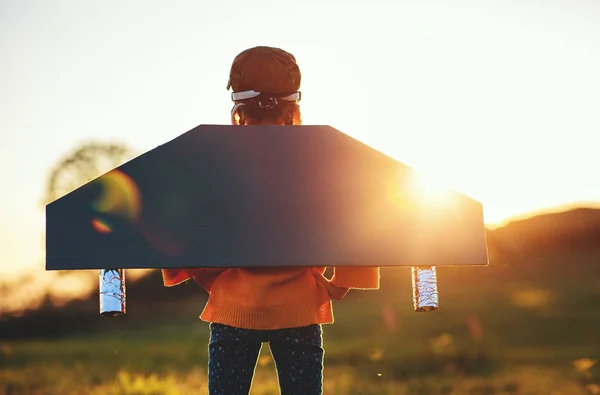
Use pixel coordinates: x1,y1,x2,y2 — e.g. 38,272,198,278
43,142,136,205
39,141,137,285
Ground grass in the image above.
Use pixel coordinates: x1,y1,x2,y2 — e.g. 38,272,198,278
2,262,600,394
0,354,597,394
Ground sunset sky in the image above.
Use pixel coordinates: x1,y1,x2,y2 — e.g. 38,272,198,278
2,0,600,287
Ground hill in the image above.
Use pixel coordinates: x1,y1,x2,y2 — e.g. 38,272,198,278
487,207,600,257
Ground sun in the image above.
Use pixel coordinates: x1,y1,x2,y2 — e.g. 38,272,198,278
409,170,454,205
414,171,448,196
386,168,458,214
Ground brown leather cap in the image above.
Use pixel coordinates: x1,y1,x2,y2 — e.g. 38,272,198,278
227,46,301,94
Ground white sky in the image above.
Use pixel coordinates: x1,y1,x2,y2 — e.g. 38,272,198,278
2,0,600,283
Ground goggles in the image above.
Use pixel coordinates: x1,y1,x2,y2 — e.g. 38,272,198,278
231,90,301,102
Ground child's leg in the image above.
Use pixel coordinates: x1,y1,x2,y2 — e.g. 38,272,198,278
208,323,262,395
269,324,324,395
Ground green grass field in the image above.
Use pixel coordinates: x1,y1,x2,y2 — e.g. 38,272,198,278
2,262,600,394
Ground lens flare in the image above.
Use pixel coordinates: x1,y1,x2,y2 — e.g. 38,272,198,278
91,218,113,234
91,169,142,232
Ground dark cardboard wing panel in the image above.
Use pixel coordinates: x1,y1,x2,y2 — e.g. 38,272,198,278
46,125,488,270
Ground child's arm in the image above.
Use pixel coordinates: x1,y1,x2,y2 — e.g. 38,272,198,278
330,267,380,290
314,267,380,300
314,273,350,300
161,268,227,290
162,268,195,287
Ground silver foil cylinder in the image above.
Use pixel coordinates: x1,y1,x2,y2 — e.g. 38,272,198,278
99,269,126,316
412,266,439,312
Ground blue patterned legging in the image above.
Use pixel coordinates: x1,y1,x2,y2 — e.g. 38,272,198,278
208,323,324,395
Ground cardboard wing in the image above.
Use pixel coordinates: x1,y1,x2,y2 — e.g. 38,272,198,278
46,125,488,271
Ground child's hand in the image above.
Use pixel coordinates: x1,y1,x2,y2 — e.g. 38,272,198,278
314,273,349,300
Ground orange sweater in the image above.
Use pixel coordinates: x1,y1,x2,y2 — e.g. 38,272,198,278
162,266,379,330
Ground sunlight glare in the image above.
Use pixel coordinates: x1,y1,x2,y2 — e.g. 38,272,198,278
409,170,454,206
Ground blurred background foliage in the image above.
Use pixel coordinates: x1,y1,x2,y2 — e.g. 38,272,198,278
1,141,600,394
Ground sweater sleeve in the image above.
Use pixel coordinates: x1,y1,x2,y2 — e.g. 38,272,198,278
330,267,380,290
162,268,194,287
161,268,226,290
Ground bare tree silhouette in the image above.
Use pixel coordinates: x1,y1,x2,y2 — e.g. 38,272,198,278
23,141,140,306
43,142,137,205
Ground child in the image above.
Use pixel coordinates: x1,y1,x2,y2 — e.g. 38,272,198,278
162,46,380,395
